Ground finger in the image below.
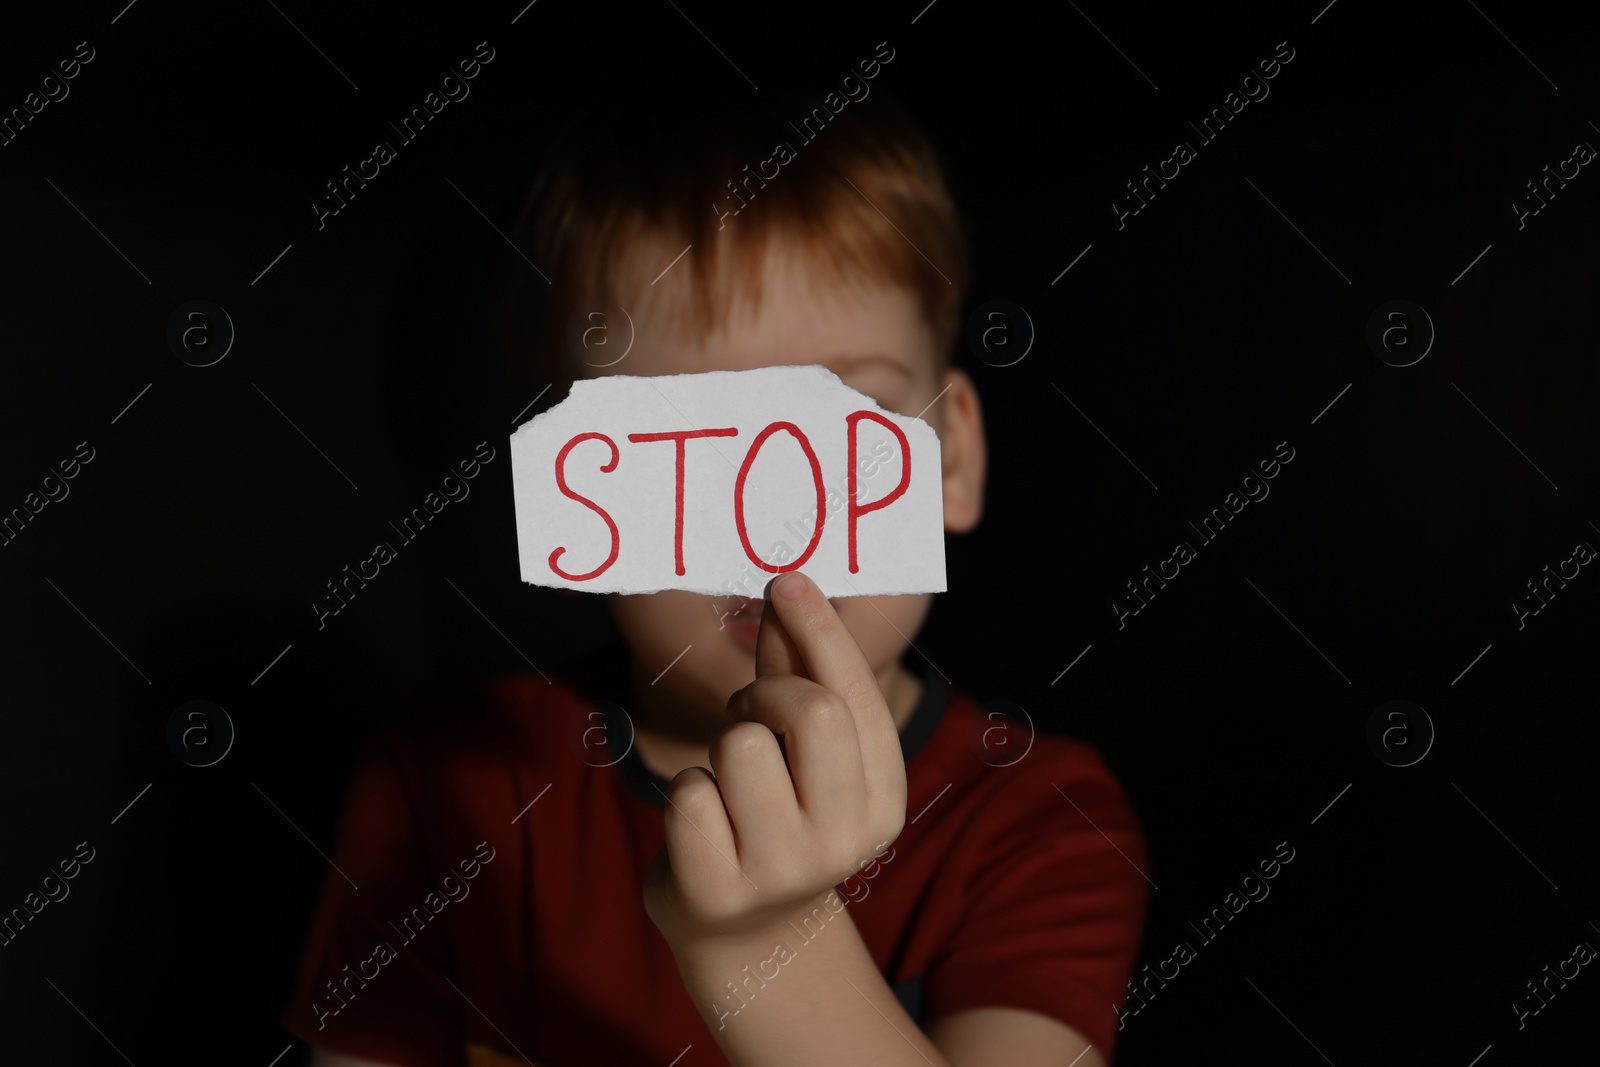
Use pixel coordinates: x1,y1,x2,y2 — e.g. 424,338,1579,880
754,575,805,678
763,572,888,722
727,675,866,841
706,719,801,865
761,571,906,816
656,765,745,900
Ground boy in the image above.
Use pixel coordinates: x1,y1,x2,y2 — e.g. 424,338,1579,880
282,70,1148,1067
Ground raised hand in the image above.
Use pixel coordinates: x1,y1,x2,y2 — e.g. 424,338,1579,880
643,571,908,951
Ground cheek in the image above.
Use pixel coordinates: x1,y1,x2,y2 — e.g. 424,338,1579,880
837,595,933,667
608,594,706,657
608,593,756,703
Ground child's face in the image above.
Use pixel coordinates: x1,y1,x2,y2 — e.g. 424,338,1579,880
588,238,984,727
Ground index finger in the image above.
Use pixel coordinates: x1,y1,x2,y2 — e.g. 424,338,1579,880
757,570,907,832
759,571,888,724
753,579,805,679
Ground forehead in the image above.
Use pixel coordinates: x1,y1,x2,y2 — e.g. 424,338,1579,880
591,234,938,383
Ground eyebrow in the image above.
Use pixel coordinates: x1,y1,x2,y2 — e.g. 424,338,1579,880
820,354,912,378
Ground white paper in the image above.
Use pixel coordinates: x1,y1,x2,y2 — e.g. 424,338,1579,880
509,365,946,597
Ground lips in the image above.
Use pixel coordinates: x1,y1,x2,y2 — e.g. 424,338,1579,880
724,599,762,652
723,593,852,652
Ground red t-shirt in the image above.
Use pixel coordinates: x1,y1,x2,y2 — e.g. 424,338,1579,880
281,647,1149,1065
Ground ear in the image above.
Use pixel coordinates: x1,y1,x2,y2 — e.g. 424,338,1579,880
935,367,986,533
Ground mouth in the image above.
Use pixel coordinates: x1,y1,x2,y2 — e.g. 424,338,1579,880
720,590,850,653
723,597,762,653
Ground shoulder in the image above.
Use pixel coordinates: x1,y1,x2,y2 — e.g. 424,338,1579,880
377,642,632,758
932,689,1140,819
355,651,617,809
915,687,1148,893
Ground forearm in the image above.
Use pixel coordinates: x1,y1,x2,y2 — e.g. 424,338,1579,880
670,890,954,1067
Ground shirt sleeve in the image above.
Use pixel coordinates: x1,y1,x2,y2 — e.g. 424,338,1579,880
280,726,469,1066
921,744,1150,1060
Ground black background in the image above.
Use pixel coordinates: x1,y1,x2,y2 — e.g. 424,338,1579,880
2,1,1596,1063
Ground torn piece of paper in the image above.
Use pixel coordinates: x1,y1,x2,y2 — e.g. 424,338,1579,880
509,365,945,597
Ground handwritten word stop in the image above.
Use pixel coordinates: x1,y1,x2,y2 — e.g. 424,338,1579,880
510,365,945,596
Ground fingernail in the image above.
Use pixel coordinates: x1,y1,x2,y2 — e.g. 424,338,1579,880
774,573,806,599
